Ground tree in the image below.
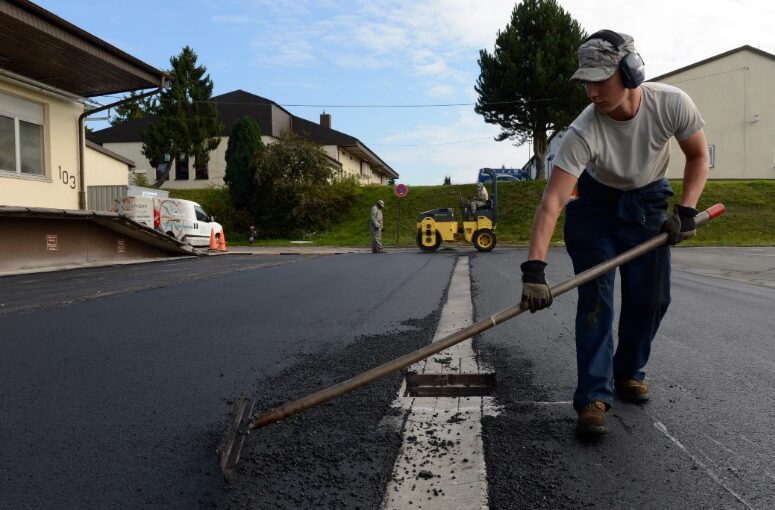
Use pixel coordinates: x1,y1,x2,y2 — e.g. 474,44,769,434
142,46,223,188
252,133,354,237
224,116,263,212
109,91,157,126
443,175,452,185
131,172,151,187
475,0,587,180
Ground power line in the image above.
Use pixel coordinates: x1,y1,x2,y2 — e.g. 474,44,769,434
97,96,559,108
369,136,494,147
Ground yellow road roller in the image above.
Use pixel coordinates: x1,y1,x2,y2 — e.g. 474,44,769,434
416,168,498,252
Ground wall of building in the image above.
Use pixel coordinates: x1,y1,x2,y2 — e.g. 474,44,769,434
271,105,292,137
336,147,385,184
84,146,130,186
0,79,84,208
104,135,282,189
0,217,171,273
103,136,391,188
657,50,775,180
338,147,361,181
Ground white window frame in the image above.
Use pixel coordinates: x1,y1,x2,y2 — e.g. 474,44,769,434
707,144,716,169
0,91,46,179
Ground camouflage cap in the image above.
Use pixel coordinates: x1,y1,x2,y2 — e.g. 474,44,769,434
571,32,636,82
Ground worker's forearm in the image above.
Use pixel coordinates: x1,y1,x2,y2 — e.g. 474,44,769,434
527,200,563,261
680,155,709,208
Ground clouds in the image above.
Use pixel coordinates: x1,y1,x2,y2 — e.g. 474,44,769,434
377,109,531,185
201,0,775,184
240,1,514,88
211,15,250,24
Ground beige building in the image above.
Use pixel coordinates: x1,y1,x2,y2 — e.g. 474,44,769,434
0,1,190,274
88,90,399,188
652,45,775,180
0,0,168,209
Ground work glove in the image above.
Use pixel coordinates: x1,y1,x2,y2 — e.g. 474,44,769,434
521,260,553,313
662,204,699,245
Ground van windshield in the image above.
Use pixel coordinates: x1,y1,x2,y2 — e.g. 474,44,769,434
194,205,210,222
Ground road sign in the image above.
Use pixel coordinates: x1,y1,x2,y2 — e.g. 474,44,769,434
394,183,409,198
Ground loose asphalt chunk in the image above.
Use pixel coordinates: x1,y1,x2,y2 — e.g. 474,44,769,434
204,313,440,509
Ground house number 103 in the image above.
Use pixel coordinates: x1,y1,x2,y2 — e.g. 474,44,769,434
59,166,76,189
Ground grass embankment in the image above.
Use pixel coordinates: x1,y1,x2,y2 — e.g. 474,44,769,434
171,180,775,247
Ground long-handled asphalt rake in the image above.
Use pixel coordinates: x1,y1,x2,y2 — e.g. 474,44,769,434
219,203,726,473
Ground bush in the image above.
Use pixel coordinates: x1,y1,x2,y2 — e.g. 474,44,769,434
252,133,358,238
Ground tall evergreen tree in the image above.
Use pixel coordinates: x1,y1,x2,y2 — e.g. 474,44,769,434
109,91,157,126
142,46,223,187
475,0,587,180
224,116,263,211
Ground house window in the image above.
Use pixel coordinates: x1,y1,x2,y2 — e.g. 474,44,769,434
175,154,189,180
156,161,171,181
708,144,715,169
195,160,208,180
0,91,45,177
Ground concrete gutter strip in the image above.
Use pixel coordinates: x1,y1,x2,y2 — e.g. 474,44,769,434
382,257,493,510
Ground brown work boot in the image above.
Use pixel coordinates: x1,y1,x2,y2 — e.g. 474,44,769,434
615,379,650,403
576,401,607,436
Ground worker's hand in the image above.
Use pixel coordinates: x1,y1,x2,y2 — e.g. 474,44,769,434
520,260,552,313
662,204,699,245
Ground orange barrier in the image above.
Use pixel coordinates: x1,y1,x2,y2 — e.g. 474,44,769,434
209,228,218,250
218,229,228,252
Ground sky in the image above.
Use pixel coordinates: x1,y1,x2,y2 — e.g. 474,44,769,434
37,0,775,185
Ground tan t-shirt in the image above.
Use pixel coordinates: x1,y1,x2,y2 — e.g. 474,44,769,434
553,82,704,190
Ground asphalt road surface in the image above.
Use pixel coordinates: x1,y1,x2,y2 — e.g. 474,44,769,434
1,248,773,509
473,248,775,510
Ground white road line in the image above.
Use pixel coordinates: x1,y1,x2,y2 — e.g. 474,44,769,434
382,257,492,510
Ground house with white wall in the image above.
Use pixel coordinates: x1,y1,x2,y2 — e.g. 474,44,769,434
88,89,399,188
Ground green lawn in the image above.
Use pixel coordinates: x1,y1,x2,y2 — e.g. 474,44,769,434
171,180,775,247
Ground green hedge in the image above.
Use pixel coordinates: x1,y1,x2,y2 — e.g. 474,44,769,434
170,180,775,247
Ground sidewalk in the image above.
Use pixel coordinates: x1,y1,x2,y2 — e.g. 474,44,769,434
670,246,775,287
3,245,774,284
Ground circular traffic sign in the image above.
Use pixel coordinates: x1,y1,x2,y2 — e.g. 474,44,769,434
394,183,409,198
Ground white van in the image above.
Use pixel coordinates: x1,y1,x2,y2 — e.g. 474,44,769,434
114,196,223,247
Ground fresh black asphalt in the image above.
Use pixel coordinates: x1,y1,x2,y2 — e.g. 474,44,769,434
0,253,453,509
471,249,775,509
2,248,773,509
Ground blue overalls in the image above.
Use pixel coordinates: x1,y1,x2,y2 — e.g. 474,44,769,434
563,171,674,412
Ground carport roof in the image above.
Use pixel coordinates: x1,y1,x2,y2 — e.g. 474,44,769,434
0,0,169,97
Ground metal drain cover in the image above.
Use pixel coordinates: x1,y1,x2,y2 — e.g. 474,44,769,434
404,373,495,397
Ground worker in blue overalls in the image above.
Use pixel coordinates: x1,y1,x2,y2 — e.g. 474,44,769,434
520,30,709,436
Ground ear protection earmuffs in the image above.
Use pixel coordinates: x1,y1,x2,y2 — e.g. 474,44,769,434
584,30,645,88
